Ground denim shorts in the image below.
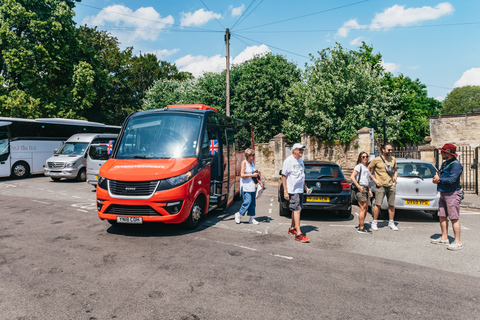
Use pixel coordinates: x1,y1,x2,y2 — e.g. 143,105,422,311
288,193,304,212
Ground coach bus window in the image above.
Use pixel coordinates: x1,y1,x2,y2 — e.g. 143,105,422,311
0,131,8,161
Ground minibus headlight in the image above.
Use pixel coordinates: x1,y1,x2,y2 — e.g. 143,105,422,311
66,161,76,168
166,170,193,187
98,175,108,190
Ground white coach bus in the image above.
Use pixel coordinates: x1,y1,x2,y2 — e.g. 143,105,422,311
0,117,120,179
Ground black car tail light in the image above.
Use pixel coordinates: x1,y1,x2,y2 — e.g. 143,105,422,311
341,180,350,191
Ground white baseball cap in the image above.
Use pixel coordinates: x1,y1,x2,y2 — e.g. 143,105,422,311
292,143,305,150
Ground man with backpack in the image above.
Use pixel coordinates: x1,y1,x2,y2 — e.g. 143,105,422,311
432,143,464,251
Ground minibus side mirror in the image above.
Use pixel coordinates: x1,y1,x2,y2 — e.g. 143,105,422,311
54,149,58,154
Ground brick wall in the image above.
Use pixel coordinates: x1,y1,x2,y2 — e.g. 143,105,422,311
430,113,480,148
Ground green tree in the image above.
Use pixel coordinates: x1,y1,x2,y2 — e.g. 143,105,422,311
382,73,441,145
286,42,403,143
230,53,301,143
441,86,480,114
0,0,80,117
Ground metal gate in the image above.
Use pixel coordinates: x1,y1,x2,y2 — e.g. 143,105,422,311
392,146,420,159
435,146,479,194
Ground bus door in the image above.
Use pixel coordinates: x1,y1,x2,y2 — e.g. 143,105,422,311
226,128,236,207
207,124,230,209
0,123,11,176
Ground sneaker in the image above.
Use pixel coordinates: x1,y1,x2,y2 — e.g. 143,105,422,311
295,233,310,243
288,227,297,235
388,222,399,231
430,238,449,245
357,228,372,234
249,217,259,225
447,241,463,251
371,221,378,231
235,212,241,224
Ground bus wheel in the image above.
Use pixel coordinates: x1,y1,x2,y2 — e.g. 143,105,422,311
51,177,61,182
184,199,203,230
11,161,30,179
76,168,86,182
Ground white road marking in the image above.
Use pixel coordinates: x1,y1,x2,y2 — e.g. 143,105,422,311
31,199,50,205
269,208,272,214
461,226,470,230
330,225,356,228
272,254,293,260
72,196,81,199
76,209,88,213
461,211,480,215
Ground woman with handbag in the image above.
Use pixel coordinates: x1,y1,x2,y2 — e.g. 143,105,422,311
350,151,374,234
235,148,260,225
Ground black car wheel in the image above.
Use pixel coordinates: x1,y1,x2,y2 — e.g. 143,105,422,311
279,200,291,217
338,209,351,219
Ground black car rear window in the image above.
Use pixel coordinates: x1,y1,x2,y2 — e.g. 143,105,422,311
305,165,343,179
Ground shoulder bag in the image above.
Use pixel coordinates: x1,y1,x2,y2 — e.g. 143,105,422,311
380,156,396,177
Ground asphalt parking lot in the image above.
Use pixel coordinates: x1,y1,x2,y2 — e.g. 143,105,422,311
1,175,480,319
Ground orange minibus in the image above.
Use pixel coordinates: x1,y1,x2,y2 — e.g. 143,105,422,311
96,104,254,229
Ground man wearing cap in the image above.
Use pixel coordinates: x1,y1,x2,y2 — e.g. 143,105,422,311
281,143,312,243
432,143,464,251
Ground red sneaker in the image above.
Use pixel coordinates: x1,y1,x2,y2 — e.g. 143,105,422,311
295,234,310,243
288,227,297,235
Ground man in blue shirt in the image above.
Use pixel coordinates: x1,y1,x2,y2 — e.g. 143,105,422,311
432,143,463,251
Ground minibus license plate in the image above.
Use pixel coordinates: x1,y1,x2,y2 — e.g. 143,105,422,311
307,196,329,202
117,216,142,224
405,199,429,205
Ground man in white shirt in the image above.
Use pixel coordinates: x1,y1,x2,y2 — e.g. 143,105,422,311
282,143,312,243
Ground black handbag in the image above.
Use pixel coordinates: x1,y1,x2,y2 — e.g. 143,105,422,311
252,170,259,184
350,166,362,191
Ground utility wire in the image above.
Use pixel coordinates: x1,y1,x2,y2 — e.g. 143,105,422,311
235,33,310,59
199,0,225,30
236,0,369,31
77,2,220,33
231,0,265,31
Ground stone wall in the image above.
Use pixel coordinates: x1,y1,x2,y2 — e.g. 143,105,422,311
430,113,480,148
254,128,373,182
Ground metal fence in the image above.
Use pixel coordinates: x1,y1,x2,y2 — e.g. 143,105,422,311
392,146,420,159
435,145,479,194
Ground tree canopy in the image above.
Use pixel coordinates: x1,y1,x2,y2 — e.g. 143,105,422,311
441,86,480,115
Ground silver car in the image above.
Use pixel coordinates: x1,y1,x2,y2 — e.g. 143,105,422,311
370,158,440,219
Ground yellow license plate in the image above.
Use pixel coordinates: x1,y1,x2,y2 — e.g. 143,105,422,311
307,196,330,203
405,199,429,205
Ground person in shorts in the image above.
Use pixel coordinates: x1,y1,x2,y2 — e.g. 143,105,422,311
281,143,312,243
350,151,374,234
432,143,464,250
368,143,398,231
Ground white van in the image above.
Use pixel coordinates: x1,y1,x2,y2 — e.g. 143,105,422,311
44,133,118,182
86,139,116,187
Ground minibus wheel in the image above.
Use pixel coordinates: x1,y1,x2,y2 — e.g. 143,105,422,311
184,199,203,230
11,161,30,179
76,168,86,182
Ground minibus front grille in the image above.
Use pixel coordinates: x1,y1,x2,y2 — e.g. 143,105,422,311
105,205,158,215
47,162,65,169
109,180,158,196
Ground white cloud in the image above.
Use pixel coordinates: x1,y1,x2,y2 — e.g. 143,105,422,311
231,4,245,17
454,68,480,87
175,45,270,77
82,5,174,43
180,8,222,27
370,2,454,30
337,19,367,37
350,37,363,46
381,61,400,73
147,49,180,60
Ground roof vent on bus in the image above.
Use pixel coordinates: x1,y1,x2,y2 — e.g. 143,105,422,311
165,104,218,112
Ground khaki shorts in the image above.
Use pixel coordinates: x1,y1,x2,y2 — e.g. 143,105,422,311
355,186,369,203
375,185,396,207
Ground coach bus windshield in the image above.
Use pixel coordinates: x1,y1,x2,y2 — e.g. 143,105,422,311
116,113,202,159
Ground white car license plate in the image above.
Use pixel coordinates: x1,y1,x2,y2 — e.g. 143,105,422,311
117,216,142,224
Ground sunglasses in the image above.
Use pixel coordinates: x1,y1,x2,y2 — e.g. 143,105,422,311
298,149,304,152
361,156,368,159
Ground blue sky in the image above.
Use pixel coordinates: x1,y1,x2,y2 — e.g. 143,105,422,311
73,1,480,100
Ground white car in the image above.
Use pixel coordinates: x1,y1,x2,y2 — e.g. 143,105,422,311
370,158,440,220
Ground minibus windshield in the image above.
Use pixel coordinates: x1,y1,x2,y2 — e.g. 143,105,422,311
116,113,202,159
57,142,89,155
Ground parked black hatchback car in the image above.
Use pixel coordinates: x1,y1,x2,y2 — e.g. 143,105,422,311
278,161,352,218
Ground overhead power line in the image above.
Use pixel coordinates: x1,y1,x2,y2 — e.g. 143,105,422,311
234,34,310,59
231,0,265,31
199,0,225,30
236,0,369,31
